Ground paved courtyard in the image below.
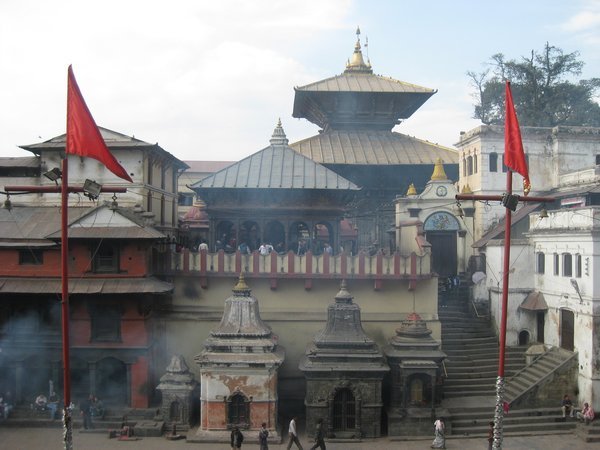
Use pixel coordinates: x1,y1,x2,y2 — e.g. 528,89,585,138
0,428,596,450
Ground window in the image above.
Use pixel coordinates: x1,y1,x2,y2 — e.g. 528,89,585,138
92,242,120,274
596,154,600,165
553,253,559,275
19,249,43,265
467,156,473,175
575,254,582,278
90,304,122,342
536,252,545,274
226,392,249,428
562,253,572,277
489,152,498,172
474,154,478,173
462,157,467,177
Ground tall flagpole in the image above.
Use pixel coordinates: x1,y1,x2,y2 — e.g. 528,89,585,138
60,157,73,450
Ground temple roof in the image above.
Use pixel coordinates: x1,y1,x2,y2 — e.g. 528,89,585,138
293,29,435,130
191,121,359,190
299,281,388,373
197,274,284,368
290,130,458,165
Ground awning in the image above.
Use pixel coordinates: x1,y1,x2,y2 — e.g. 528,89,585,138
0,277,173,294
519,291,548,311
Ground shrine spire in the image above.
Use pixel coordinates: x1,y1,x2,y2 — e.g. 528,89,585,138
345,26,372,74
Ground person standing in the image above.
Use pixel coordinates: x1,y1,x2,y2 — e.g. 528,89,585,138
230,426,244,449
287,417,303,450
80,394,94,429
487,421,494,450
309,418,326,450
258,422,269,450
431,417,445,449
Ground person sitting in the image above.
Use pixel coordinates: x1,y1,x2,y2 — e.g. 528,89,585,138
34,394,48,411
576,402,595,424
561,394,574,418
91,396,105,419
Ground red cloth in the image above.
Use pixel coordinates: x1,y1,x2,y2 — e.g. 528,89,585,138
504,81,530,194
67,65,132,182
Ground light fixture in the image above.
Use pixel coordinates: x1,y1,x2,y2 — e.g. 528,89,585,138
570,278,583,304
501,193,520,211
83,179,102,200
43,167,62,183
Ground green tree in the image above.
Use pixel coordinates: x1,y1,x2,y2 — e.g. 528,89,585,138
468,43,600,127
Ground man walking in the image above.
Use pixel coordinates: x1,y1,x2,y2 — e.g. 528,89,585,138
258,422,269,450
287,417,303,450
309,418,326,450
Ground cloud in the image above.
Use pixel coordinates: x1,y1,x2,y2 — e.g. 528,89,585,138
561,1,600,44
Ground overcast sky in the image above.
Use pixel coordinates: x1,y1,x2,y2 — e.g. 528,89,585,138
0,0,598,163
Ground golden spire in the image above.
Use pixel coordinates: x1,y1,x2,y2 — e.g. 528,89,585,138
232,272,250,294
461,183,473,194
406,183,417,196
345,26,373,73
430,158,447,181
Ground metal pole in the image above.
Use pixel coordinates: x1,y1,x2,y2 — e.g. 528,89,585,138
492,170,513,450
61,157,74,450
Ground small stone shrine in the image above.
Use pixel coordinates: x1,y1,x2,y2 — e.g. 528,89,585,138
192,273,284,443
384,312,447,436
156,355,198,429
299,281,389,439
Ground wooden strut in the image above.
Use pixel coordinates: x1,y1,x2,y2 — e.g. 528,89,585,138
456,172,553,450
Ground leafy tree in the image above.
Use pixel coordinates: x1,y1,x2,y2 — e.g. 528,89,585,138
468,43,600,127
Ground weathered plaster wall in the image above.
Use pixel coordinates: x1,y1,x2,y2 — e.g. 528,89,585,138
162,276,439,405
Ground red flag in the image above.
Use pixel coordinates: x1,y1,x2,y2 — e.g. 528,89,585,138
504,81,530,195
67,66,132,182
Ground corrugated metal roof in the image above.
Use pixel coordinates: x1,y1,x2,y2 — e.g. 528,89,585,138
191,145,360,190
290,130,458,165
0,156,40,168
295,72,435,94
0,277,173,294
472,203,540,248
519,291,548,311
183,161,235,172
20,127,188,169
47,226,165,240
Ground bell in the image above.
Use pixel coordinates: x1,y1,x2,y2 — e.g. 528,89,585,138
539,207,549,219
4,197,12,211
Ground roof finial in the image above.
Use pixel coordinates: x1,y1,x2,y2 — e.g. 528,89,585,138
345,26,372,74
406,183,417,196
430,158,448,181
270,118,289,146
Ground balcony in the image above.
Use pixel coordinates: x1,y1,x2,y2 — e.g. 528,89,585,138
161,249,431,290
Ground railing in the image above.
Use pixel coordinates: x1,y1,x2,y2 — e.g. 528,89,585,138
162,249,431,288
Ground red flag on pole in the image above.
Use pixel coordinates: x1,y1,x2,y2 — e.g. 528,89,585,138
67,65,133,182
504,81,530,195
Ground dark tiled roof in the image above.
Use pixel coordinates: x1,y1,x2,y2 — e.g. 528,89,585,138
290,130,458,165
295,72,435,94
0,277,173,294
191,145,359,190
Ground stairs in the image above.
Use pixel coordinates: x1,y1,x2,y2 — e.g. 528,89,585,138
576,420,600,443
437,276,573,437
505,346,578,406
439,290,526,400
448,406,576,437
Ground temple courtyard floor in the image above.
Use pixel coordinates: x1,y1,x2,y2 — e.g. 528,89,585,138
0,427,595,450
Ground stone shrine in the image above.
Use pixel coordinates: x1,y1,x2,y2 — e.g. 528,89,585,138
156,355,198,429
299,281,389,439
193,274,284,443
384,312,447,435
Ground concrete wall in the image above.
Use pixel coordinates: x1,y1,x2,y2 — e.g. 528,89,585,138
160,276,439,406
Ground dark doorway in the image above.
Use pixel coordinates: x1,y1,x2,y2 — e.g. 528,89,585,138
333,388,356,432
426,232,457,277
96,357,127,405
518,330,530,346
536,311,545,343
561,309,575,351
228,393,248,427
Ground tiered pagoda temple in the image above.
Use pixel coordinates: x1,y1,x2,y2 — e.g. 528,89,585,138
299,280,389,439
290,28,458,250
